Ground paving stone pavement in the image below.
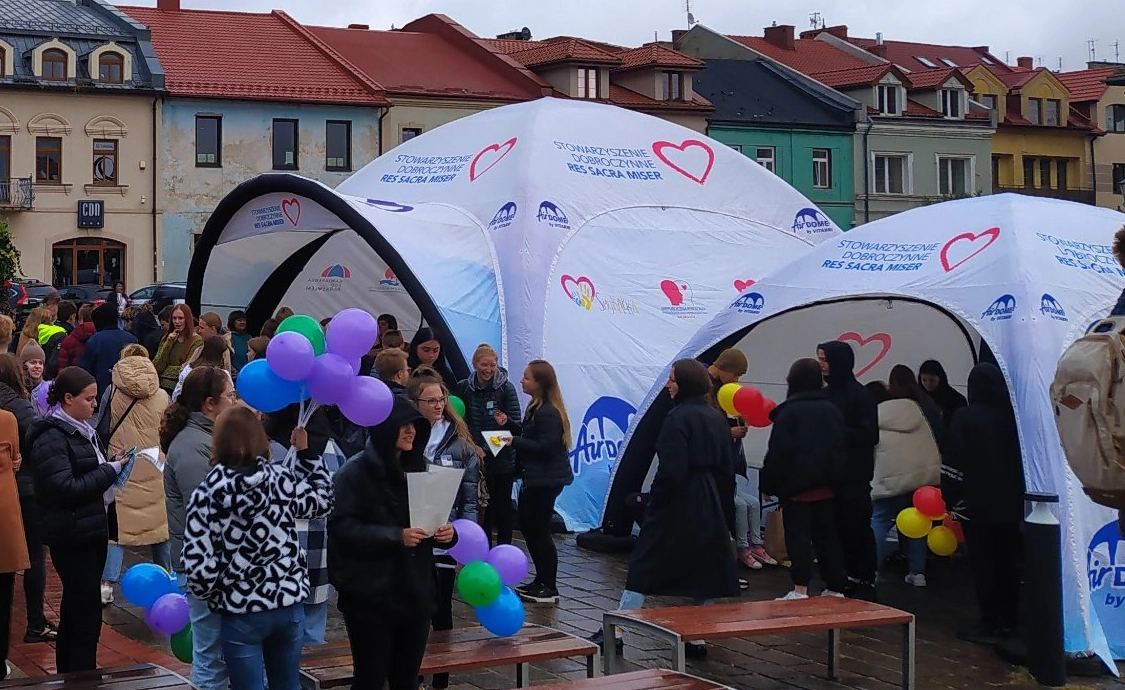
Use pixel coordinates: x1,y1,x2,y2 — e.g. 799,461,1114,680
7,533,1124,689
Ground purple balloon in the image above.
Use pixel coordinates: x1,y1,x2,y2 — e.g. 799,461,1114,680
338,376,394,427
266,331,316,381
326,309,379,360
306,353,355,405
448,518,489,565
486,544,529,587
147,593,190,635
347,358,363,376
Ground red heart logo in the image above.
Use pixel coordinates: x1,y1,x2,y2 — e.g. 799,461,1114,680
652,139,715,184
837,331,892,377
560,274,596,311
940,227,1000,272
470,138,517,181
734,279,756,292
281,198,300,226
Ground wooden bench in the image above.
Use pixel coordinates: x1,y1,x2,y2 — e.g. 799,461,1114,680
0,664,193,689
603,597,914,689
300,624,599,689
506,668,733,689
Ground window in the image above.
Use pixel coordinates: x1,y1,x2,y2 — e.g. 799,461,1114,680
35,137,62,183
980,56,994,65
195,115,221,167
0,136,9,200
577,67,599,99
812,148,832,188
662,72,683,101
914,56,937,68
1027,97,1041,125
938,156,971,196
1113,163,1125,194
98,51,123,83
981,94,998,111
939,58,958,67
0,47,5,78
92,139,118,185
941,89,962,118
1056,159,1068,190
1044,99,1061,126
726,144,742,152
272,118,298,170
41,49,67,81
873,154,908,194
325,120,351,171
1106,105,1125,133
401,127,422,143
991,155,1001,186
1039,158,1052,188
1023,157,1036,187
755,146,775,173
877,84,899,115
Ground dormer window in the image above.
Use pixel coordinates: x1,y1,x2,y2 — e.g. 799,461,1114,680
939,58,957,67
941,89,962,118
878,83,900,115
0,47,5,78
914,56,937,68
981,94,998,111
99,51,124,84
42,49,67,81
662,72,683,101
1044,99,1061,126
577,67,599,99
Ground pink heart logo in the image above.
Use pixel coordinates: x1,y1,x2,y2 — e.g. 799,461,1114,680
940,227,1000,273
281,198,301,226
652,139,715,184
837,331,892,377
734,279,756,292
470,138,518,181
560,274,595,311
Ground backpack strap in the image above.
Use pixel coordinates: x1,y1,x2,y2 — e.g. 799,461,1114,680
107,397,140,445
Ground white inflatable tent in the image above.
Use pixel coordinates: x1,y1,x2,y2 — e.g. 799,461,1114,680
608,194,1125,667
188,97,842,529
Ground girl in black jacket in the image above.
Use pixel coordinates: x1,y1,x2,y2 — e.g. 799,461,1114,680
503,360,573,604
407,327,459,392
327,397,456,690
27,367,127,672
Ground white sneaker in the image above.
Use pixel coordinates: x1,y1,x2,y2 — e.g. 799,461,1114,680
905,573,927,588
775,590,809,601
821,590,845,598
100,582,114,605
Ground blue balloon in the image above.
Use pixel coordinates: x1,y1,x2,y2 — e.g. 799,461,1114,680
121,563,176,609
236,359,304,412
475,586,525,637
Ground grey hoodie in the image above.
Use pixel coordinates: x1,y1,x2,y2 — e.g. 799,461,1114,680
164,412,214,572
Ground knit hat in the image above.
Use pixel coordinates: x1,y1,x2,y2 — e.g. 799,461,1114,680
21,342,45,364
712,348,748,376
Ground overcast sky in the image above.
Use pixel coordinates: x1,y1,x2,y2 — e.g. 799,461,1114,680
135,0,1120,73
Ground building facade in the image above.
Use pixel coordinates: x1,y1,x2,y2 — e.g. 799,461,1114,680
0,0,163,288
1060,64,1125,209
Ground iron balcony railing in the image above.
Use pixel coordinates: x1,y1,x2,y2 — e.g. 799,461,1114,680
0,178,34,210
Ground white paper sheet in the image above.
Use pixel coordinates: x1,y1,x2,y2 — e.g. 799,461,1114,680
407,464,465,536
139,447,163,473
484,431,513,457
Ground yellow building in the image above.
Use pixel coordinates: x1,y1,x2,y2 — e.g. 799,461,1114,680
1059,64,1125,210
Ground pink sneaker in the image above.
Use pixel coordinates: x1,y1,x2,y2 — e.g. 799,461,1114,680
748,546,778,566
737,548,763,570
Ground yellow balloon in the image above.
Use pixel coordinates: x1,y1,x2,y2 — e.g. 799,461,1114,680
717,383,741,416
895,508,933,540
927,526,959,556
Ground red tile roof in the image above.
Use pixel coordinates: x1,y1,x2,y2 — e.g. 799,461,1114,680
998,69,1042,89
503,37,623,68
606,83,712,111
847,36,1010,74
729,34,871,75
813,64,904,88
121,6,388,105
614,43,704,71
906,67,969,89
1057,67,1116,102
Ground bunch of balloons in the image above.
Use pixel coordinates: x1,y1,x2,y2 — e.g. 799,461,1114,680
237,310,394,427
895,486,964,556
121,564,192,663
716,382,776,427
447,519,527,637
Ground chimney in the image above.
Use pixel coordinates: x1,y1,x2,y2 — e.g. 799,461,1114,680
763,24,795,50
1017,56,1034,69
824,25,848,40
870,43,887,59
347,23,369,30
875,32,883,45
672,29,687,45
156,0,179,10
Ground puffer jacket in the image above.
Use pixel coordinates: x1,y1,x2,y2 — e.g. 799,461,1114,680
107,356,170,545
425,421,479,523
57,321,96,371
0,409,29,574
182,450,332,614
165,413,214,572
0,382,37,497
457,369,522,476
513,402,573,489
871,399,941,500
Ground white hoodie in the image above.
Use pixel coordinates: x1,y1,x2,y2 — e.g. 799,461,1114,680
871,399,941,500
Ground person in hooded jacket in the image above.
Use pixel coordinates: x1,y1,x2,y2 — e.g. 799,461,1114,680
457,343,521,546
328,397,456,690
131,309,163,362
182,406,333,690
80,303,138,397
761,358,848,600
942,362,1026,645
918,359,967,439
0,405,28,681
56,305,95,372
816,340,880,600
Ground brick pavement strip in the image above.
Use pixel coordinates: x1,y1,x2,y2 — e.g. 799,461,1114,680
6,535,1123,689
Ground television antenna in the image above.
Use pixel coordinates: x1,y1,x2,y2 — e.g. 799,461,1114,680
809,12,826,30
1088,39,1097,62
1113,40,1121,63
685,0,696,26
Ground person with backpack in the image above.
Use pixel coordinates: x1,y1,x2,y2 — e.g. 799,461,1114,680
41,301,77,380
80,303,138,398
56,305,95,373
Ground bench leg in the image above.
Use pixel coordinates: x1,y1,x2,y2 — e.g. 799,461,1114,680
902,621,916,690
827,629,841,680
672,635,686,674
604,621,618,675
515,661,529,688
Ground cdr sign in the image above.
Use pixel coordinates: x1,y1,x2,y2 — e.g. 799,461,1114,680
77,200,104,229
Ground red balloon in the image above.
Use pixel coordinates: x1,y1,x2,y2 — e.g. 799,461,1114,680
732,385,764,419
913,486,946,518
746,397,777,428
943,515,965,543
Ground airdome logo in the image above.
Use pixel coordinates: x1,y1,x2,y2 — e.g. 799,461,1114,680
792,207,834,234
488,202,517,230
733,291,765,315
1039,293,1068,322
1088,520,1124,651
982,294,1016,322
569,396,636,476
537,201,570,230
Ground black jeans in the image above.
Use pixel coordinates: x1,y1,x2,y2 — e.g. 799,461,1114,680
1,572,13,680
50,540,108,673
963,521,1022,632
833,484,877,586
342,607,431,690
429,566,456,689
518,485,563,590
20,491,47,631
483,473,515,546
783,499,847,592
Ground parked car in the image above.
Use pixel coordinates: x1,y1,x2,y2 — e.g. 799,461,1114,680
58,284,115,310
130,282,186,315
9,280,57,320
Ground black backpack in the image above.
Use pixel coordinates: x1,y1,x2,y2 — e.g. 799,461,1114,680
43,331,67,380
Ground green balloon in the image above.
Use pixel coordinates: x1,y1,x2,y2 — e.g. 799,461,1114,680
455,561,502,607
170,624,192,663
277,315,326,355
448,395,467,418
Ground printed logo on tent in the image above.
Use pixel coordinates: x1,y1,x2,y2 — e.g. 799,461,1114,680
1034,232,1121,276
837,332,892,377
1039,294,1068,322
659,279,705,319
321,264,352,279
470,137,518,181
732,292,765,315
1087,521,1124,639
362,199,414,213
733,279,756,292
537,201,571,230
281,198,301,226
369,268,405,295
651,139,714,184
307,264,350,293
982,294,1017,322
941,227,1001,272
561,275,595,311
791,208,834,235
248,198,301,230
488,202,518,230
379,269,400,287
569,396,636,475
